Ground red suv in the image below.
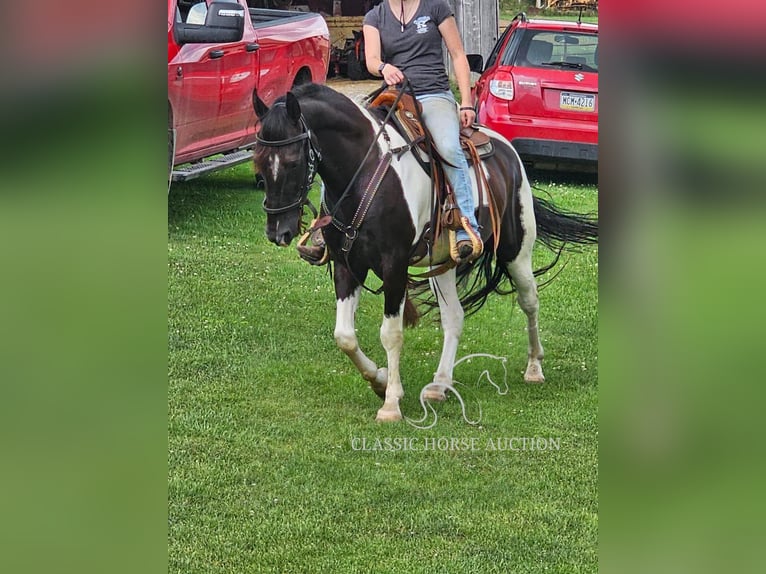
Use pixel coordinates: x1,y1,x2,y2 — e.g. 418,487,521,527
471,13,598,171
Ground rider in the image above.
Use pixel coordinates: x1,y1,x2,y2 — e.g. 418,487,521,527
363,0,482,263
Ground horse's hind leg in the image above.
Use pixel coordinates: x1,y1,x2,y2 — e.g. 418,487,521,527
333,268,388,398
423,267,463,401
507,254,545,383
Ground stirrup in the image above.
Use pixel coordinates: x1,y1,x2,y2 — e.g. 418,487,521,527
449,216,483,264
296,220,329,266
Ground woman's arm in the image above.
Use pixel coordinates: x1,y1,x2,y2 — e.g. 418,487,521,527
363,24,404,86
439,16,475,127
362,25,384,77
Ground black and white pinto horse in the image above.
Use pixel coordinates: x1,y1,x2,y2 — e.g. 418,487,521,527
253,83,597,422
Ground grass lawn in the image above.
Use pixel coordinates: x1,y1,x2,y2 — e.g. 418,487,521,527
500,11,598,25
168,163,598,573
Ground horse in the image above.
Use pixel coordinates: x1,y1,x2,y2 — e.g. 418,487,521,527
252,83,597,422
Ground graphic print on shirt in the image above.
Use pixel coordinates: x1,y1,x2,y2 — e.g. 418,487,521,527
413,16,431,34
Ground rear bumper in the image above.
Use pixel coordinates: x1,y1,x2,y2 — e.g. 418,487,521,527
511,138,598,163
479,104,597,164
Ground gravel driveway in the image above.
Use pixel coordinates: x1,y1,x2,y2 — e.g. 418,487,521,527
326,77,383,103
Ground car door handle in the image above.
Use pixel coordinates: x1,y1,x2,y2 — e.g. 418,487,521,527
209,50,224,59
246,43,260,52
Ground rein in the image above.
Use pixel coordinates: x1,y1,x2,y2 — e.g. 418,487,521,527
320,81,414,294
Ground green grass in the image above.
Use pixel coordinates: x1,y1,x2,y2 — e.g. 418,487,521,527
168,164,598,573
500,11,598,25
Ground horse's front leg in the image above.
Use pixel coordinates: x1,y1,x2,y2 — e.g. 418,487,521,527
375,277,407,422
423,267,464,401
333,265,388,398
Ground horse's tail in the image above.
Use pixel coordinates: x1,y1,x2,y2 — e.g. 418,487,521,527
453,195,597,315
532,195,598,249
403,291,420,328
454,254,515,315
411,195,597,317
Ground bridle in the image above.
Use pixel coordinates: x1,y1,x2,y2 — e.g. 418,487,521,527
256,108,322,217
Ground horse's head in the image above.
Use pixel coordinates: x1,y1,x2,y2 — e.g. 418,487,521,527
253,91,321,246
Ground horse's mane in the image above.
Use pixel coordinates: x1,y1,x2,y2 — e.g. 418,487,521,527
261,83,369,139
285,83,362,116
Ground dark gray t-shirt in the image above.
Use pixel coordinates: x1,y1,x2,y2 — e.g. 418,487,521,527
363,0,454,95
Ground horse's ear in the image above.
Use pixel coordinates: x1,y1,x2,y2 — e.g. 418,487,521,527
253,90,269,119
285,92,301,125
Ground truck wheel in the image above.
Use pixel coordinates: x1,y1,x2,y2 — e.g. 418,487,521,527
168,103,175,193
168,128,175,193
292,68,311,87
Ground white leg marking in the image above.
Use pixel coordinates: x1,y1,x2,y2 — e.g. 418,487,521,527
334,289,387,394
509,168,544,383
376,301,405,422
423,268,463,401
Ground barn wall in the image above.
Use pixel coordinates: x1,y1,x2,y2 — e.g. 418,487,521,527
451,0,499,62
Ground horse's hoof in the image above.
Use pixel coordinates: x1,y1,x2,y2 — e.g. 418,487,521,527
421,383,448,402
369,368,388,399
375,406,402,422
524,364,545,384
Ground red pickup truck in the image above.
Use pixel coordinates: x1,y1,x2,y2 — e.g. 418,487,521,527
168,0,330,183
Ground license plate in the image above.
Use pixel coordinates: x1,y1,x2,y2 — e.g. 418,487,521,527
560,91,595,111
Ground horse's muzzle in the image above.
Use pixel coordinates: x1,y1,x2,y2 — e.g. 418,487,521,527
272,229,294,247
266,213,300,247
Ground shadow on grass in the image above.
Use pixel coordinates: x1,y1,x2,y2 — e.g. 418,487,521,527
526,167,599,188
168,166,260,228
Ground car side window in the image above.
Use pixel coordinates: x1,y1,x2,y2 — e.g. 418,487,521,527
499,27,526,67
485,26,513,70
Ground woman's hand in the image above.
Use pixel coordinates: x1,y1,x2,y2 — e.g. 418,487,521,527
381,64,405,86
459,107,476,128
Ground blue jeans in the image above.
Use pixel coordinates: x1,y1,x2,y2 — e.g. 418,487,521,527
417,92,479,242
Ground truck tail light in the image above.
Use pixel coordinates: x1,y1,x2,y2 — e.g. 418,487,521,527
489,71,514,101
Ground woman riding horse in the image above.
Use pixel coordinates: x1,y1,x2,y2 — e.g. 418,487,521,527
253,83,597,422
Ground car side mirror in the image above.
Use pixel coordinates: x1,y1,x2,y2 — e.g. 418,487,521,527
467,54,484,73
175,1,246,46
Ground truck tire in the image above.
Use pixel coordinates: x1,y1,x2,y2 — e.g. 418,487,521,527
168,104,175,193
292,68,311,87
168,131,175,193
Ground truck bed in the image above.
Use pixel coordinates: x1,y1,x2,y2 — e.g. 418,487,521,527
248,8,320,29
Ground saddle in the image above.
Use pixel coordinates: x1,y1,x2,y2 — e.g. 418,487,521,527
368,89,494,167
296,89,503,269
368,88,502,263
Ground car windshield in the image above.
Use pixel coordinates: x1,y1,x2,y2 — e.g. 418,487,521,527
508,30,598,73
